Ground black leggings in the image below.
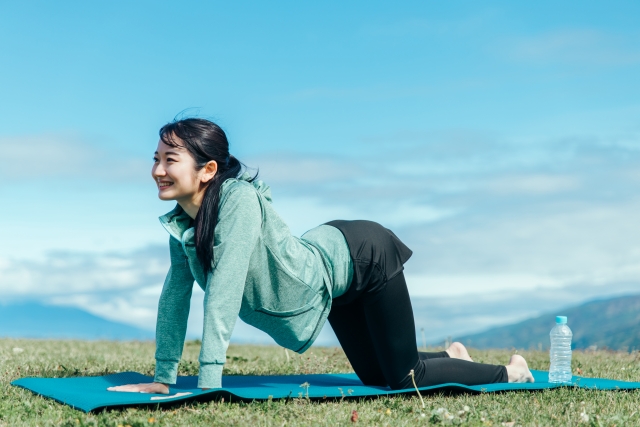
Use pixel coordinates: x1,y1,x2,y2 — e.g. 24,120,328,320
328,272,508,389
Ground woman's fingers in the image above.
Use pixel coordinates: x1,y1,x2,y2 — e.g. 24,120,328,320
107,383,147,392
107,382,169,394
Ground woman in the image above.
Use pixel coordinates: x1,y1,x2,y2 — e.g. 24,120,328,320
108,118,534,395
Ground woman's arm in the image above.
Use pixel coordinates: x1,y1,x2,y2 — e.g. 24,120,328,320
197,185,262,389
153,235,196,385
108,237,194,393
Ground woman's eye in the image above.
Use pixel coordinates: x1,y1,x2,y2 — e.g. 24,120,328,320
153,158,158,162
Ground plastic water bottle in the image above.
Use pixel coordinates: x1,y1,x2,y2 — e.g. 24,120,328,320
549,316,573,383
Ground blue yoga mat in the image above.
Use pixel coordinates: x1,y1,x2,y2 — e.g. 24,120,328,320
11,370,640,413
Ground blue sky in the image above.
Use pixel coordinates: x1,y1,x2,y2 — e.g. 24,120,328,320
1,1,639,343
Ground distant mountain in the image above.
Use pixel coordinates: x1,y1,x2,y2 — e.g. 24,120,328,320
0,302,154,340
455,294,640,351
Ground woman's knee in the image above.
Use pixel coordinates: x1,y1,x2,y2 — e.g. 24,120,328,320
358,372,388,387
387,373,416,390
385,360,425,390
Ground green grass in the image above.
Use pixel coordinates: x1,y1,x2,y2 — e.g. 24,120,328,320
1,338,640,426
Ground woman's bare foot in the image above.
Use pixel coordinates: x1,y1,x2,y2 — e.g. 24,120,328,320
505,355,534,383
445,342,473,362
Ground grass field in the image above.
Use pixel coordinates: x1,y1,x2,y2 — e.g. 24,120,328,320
1,338,639,426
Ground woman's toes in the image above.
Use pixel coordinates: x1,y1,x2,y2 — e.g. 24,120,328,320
506,355,534,383
509,354,528,368
446,342,473,362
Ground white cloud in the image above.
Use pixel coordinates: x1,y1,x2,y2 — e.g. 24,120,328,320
404,273,565,298
0,244,303,344
484,174,580,195
0,245,169,298
356,11,497,39
411,281,640,343
242,131,640,295
245,152,361,186
506,29,640,66
399,196,640,293
0,134,149,183
274,196,456,237
0,245,169,331
1,128,640,343
51,291,161,331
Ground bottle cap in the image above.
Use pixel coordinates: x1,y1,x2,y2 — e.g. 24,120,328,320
556,316,567,324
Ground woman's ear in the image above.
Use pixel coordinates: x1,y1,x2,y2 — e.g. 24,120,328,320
201,160,218,183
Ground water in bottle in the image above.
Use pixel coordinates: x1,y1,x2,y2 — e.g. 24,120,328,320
549,315,573,383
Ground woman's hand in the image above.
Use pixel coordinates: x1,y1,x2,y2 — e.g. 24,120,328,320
107,382,170,394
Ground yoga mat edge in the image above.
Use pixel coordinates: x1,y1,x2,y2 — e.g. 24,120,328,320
10,370,640,413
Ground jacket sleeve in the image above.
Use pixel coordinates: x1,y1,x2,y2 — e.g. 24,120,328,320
197,185,262,388
153,235,195,385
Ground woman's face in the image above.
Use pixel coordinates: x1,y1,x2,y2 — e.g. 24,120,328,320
151,136,214,204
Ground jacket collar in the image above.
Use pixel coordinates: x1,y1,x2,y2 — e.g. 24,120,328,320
157,172,272,241
158,203,193,242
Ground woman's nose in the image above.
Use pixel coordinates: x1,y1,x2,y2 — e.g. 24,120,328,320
152,163,165,177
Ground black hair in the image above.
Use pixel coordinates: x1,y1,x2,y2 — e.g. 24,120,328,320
159,118,258,277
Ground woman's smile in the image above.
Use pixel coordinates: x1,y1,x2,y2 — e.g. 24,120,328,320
158,181,174,190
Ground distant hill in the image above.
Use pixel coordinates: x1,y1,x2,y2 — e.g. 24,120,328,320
0,302,154,340
455,294,640,351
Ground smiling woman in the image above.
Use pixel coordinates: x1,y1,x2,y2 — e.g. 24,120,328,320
151,120,250,278
107,117,534,396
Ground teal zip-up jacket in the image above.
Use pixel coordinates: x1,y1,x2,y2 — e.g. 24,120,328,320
154,172,353,389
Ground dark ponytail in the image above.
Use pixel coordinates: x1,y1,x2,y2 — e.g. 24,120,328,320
159,118,258,277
